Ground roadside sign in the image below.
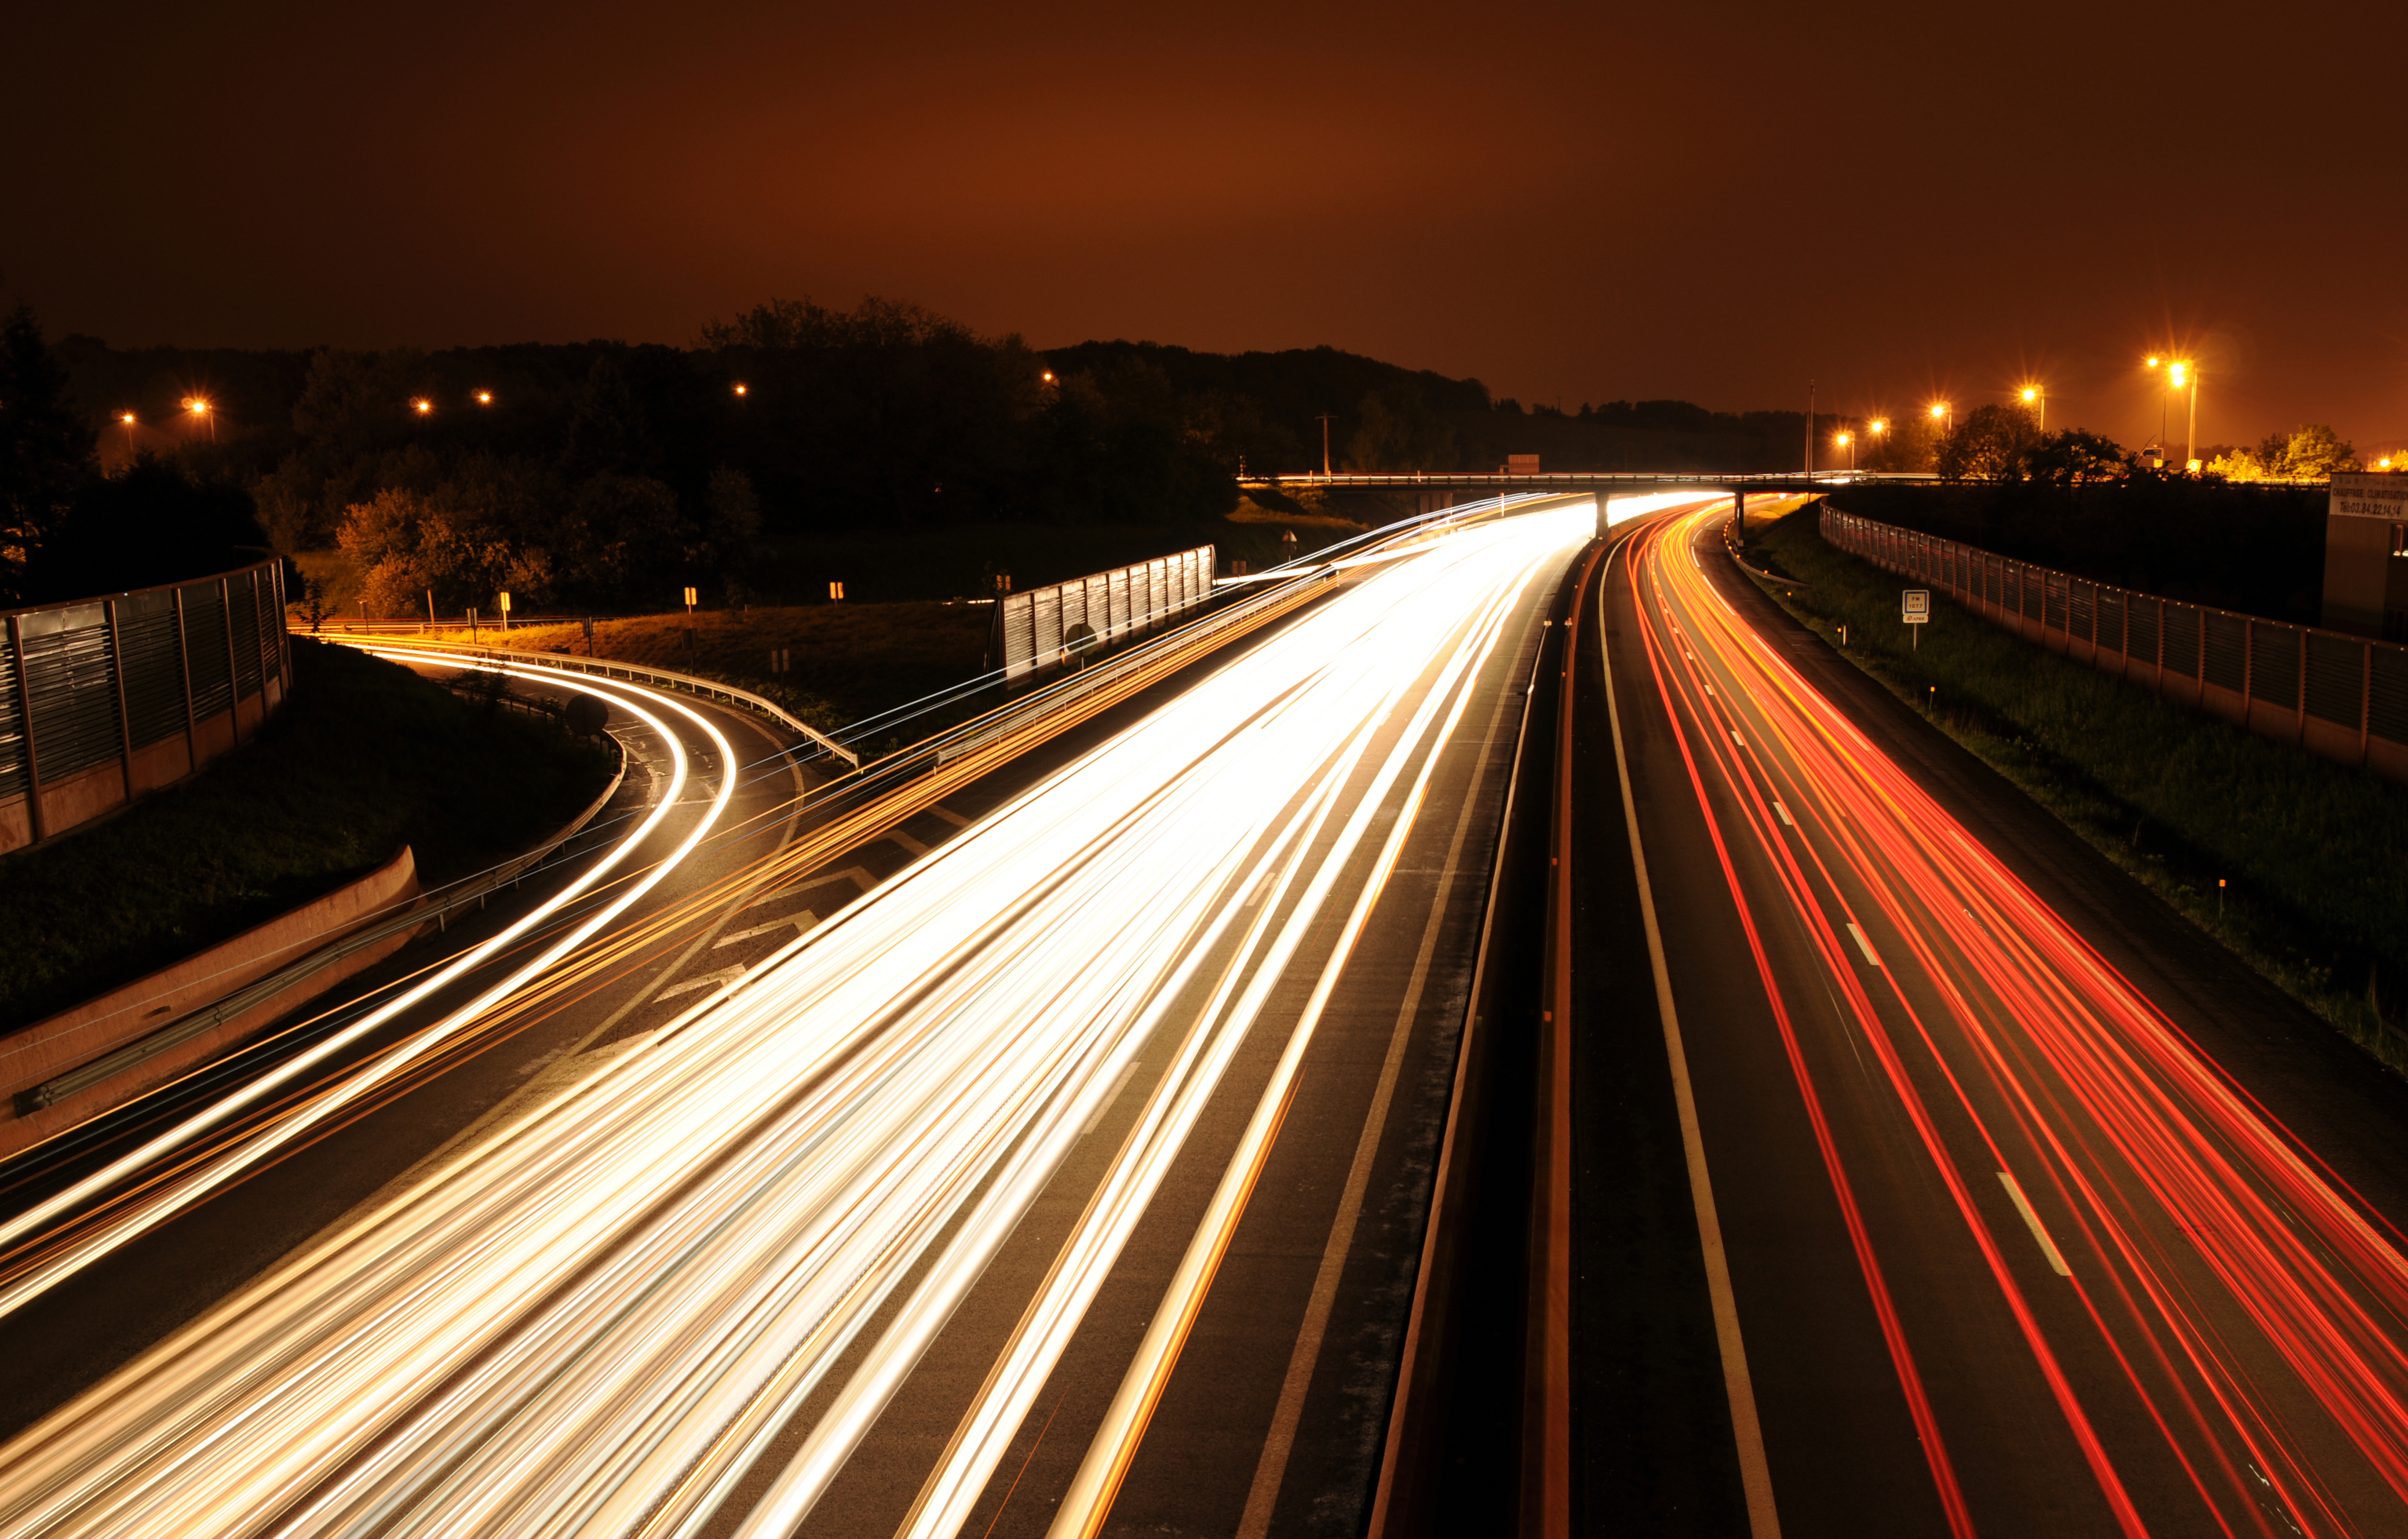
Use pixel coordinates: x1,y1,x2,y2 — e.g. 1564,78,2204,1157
1902,589,1930,623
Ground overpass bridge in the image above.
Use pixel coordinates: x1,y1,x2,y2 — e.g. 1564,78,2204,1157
1238,469,1939,532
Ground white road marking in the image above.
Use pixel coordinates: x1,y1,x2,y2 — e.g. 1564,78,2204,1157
889,830,931,856
712,913,819,949
655,965,745,1002
1731,730,1745,749
1847,922,1882,968
1774,800,1794,827
740,866,874,909
1998,1169,2073,1276
927,805,971,828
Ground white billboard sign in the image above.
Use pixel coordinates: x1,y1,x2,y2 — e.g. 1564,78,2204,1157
2330,472,2408,521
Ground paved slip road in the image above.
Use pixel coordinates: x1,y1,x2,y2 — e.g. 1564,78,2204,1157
1577,504,2408,1537
0,505,1592,1539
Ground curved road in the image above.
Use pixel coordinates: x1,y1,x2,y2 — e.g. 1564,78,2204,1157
0,507,1592,1538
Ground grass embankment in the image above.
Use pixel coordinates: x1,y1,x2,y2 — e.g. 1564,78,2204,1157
0,639,612,1030
1745,504,2408,1068
421,602,994,749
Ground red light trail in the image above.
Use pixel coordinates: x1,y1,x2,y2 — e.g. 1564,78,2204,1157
1617,506,2408,1536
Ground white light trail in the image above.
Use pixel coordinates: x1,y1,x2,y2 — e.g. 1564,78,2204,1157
0,661,736,1316
0,508,1595,1539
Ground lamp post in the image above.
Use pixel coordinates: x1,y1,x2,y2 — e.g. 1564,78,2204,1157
185,397,214,443
1836,430,1855,473
119,412,136,460
2020,385,2045,432
2168,362,2198,470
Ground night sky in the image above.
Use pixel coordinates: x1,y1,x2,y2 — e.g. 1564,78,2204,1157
13,0,2407,457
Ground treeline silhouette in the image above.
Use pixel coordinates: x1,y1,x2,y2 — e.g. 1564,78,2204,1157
3,294,1819,611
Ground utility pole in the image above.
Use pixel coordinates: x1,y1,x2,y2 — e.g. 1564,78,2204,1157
1807,381,1815,478
1316,414,1334,477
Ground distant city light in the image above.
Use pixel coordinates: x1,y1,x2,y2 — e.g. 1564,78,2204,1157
413,399,433,415
1041,370,1056,384
732,382,749,396
476,390,493,405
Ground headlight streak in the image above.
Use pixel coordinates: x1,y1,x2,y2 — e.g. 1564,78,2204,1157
1629,506,2408,1534
1038,538,1545,1539
0,510,1594,1539
0,663,735,1320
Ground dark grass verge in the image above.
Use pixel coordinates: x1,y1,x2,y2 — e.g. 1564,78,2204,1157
0,638,613,1030
1747,505,2408,1071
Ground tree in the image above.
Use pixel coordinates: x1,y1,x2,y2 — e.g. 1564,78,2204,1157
34,453,264,601
1344,385,1458,472
0,302,98,600
2271,424,2360,479
2027,429,2129,486
1935,404,2041,480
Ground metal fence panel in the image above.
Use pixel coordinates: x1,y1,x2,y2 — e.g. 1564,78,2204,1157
117,588,187,748
19,603,124,783
183,581,233,719
229,573,264,701
2249,623,2300,711
2203,612,2247,693
2305,633,2365,727
2071,581,2095,640
2097,590,2125,654
0,641,25,800
2374,647,2408,746
2128,597,2159,664
2163,606,2199,677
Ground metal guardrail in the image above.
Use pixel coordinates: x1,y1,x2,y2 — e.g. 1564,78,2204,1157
300,629,858,767
17,737,629,1116
1822,505,2408,783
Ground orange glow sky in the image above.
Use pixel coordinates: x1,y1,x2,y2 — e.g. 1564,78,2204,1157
12,0,2408,454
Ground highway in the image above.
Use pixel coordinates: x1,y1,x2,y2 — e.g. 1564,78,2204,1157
0,505,1593,1537
1582,504,2408,1536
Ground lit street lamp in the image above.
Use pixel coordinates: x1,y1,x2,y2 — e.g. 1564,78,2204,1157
413,398,433,417
119,412,136,458
732,382,749,397
475,390,493,406
184,397,214,443
2167,362,2198,471
1930,401,1952,435
2020,385,2045,432
1835,429,1855,473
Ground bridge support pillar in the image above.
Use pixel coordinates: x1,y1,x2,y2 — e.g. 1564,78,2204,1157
1733,488,1746,537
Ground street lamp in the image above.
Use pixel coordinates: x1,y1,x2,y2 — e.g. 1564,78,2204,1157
732,382,749,397
184,397,214,443
2166,361,2198,470
475,389,493,406
1835,430,1855,473
1929,401,1951,435
412,397,433,417
2020,385,2045,432
118,412,136,458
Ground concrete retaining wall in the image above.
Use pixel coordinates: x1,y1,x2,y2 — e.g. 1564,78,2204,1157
0,844,422,1157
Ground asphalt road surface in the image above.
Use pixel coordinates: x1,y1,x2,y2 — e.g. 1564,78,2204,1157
1579,503,2408,1537
0,505,1592,1538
